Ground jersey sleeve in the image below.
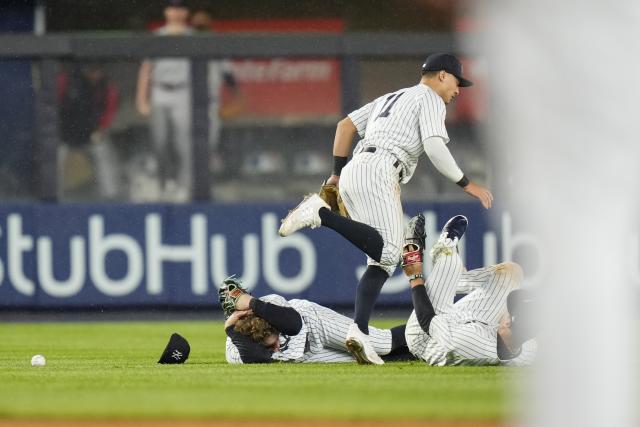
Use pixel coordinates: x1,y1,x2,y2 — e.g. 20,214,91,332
348,101,374,138
418,91,449,144
225,336,243,364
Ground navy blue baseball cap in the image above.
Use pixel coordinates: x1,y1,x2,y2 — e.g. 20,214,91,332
421,53,473,87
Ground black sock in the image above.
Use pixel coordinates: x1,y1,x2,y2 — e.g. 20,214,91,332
380,324,418,362
390,324,407,351
318,207,384,262
354,265,389,334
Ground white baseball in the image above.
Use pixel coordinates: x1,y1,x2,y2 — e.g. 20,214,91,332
31,354,46,367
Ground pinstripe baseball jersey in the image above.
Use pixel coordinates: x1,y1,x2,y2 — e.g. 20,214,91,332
226,294,392,364
348,84,449,184
405,254,537,366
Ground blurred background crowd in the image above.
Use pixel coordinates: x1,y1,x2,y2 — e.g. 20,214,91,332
0,0,488,204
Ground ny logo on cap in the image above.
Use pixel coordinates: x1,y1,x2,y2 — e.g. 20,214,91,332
171,350,183,360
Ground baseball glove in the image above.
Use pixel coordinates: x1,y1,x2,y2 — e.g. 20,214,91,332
402,213,426,267
218,276,250,319
319,181,350,218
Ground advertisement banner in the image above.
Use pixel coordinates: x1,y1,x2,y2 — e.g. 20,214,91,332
0,202,548,309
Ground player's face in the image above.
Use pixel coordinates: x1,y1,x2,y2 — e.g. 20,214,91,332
440,72,461,104
164,6,189,24
262,333,280,352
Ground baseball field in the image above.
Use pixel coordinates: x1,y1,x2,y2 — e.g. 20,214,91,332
0,319,526,426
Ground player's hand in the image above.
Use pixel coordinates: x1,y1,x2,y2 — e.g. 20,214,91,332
234,293,253,311
463,181,493,209
402,261,423,277
325,174,340,187
224,309,252,329
137,100,151,116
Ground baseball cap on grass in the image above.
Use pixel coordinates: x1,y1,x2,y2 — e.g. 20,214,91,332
421,53,473,87
158,333,190,364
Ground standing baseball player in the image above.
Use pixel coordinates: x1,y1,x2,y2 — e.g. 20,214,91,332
402,213,537,366
219,278,412,364
135,0,194,202
279,53,493,362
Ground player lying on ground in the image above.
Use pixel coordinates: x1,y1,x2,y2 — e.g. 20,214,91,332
277,53,493,365
401,213,537,366
219,282,415,364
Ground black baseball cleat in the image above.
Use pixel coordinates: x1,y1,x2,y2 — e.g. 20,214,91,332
442,215,468,242
429,215,468,262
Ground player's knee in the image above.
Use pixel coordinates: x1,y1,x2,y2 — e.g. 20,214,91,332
495,262,524,286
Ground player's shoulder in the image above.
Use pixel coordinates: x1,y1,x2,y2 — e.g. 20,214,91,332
415,85,446,109
259,294,290,306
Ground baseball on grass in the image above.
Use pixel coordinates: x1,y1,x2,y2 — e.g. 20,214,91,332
31,354,46,367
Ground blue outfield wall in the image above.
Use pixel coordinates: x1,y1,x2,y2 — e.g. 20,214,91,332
0,202,523,308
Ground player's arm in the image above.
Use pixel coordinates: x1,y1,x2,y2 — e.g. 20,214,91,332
219,71,244,120
402,215,437,334
326,101,373,186
422,136,493,209
235,294,303,336
326,117,358,186
135,60,152,116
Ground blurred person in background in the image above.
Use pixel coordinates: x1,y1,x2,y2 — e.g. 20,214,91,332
58,62,120,200
190,8,243,174
136,0,193,202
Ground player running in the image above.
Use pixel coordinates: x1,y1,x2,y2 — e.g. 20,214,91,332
278,53,493,362
402,213,537,366
219,281,413,364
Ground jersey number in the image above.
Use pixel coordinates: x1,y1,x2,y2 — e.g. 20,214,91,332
376,92,404,119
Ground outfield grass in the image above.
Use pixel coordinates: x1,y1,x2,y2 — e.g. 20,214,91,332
0,320,524,420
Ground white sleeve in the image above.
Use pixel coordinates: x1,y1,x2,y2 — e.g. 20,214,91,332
260,294,290,306
225,337,243,364
348,101,374,138
423,136,464,183
418,91,449,143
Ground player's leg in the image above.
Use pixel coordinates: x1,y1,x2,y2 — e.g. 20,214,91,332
170,91,192,200
149,104,170,189
424,215,468,315
340,158,404,331
302,348,357,363
87,135,119,199
306,301,393,355
454,262,523,326
278,157,402,267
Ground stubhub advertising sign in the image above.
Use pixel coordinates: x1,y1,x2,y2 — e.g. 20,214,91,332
0,202,546,308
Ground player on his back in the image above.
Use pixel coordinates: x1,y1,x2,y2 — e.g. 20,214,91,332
219,280,413,364
402,213,537,366
279,53,493,363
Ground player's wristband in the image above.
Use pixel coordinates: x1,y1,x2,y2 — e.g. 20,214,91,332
456,174,470,188
408,273,424,282
332,156,348,176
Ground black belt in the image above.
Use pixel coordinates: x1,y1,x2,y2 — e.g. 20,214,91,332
363,146,403,179
155,82,188,91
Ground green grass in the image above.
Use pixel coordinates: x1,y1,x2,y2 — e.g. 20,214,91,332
0,320,523,420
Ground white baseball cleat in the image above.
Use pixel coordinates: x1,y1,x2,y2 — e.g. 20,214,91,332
278,194,329,237
429,215,468,263
345,323,385,365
